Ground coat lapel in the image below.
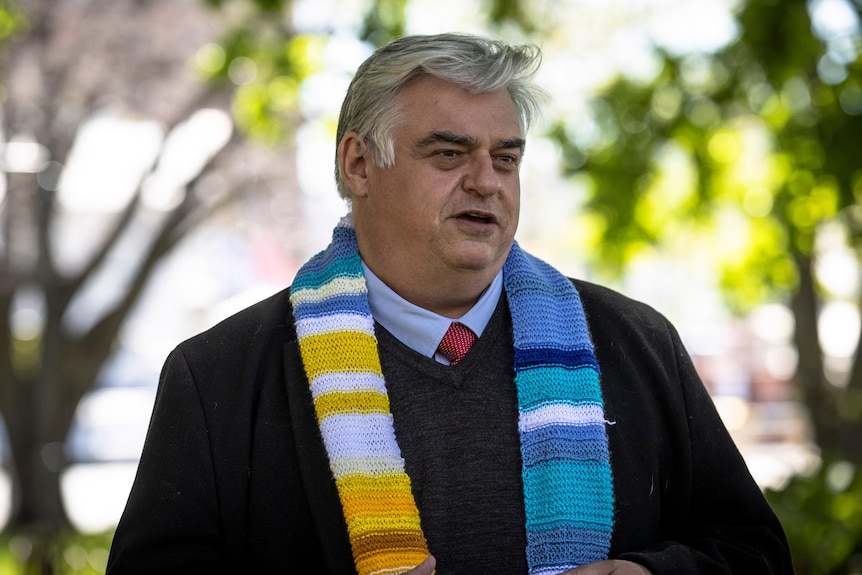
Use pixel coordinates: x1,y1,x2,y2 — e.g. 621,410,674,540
283,340,356,573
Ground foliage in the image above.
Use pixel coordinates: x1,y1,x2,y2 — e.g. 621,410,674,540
549,0,862,462
196,0,318,143
194,0,410,145
359,0,408,47
0,1,26,47
0,530,112,575
766,459,862,575
552,0,862,301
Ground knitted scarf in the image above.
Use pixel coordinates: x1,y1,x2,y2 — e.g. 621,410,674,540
290,217,614,575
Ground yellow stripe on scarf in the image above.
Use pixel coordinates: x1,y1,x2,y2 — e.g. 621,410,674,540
298,331,382,381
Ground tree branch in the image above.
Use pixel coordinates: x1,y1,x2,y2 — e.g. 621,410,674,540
65,134,247,401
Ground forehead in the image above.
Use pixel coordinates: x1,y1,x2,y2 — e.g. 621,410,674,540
394,75,522,141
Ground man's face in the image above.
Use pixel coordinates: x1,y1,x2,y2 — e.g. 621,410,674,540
347,74,524,313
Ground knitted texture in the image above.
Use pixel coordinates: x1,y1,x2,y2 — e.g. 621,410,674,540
290,216,614,574
290,219,427,575
504,246,615,574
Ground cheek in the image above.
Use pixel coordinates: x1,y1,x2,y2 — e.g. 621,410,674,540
402,180,451,220
504,183,521,214
374,186,436,238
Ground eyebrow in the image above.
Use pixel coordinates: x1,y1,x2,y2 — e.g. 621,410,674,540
413,131,526,153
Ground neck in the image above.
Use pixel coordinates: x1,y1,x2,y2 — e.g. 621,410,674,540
363,262,493,319
354,229,503,319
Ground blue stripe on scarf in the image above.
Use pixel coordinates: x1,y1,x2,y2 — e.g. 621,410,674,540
528,526,615,570
520,424,610,466
514,347,599,370
292,294,372,319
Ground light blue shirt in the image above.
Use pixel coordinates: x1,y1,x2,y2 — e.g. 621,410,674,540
361,261,503,365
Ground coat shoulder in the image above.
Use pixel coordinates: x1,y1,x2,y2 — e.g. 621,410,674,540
571,279,671,333
178,287,295,353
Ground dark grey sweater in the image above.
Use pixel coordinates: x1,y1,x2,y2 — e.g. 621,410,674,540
378,296,527,573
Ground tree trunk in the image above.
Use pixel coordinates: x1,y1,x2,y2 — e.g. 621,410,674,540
5,380,67,531
790,250,862,464
2,307,101,574
845,290,862,394
831,287,862,463
789,251,833,447
5,371,69,575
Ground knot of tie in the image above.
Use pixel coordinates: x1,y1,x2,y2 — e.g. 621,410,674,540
438,322,477,365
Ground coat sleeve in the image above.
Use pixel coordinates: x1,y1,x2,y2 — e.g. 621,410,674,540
615,313,794,574
106,347,228,575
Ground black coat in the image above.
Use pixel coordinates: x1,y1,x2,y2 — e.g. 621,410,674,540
106,280,793,574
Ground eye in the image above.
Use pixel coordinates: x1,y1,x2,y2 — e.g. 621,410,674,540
437,149,461,158
495,154,521,167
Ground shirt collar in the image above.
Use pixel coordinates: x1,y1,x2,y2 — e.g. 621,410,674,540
362,261,503,360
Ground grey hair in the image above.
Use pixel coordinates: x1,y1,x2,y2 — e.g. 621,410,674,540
334,32,546,200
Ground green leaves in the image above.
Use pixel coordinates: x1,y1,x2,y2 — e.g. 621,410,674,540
766,459,862,575
198,0,414,144
360,0,408,46
0,1,27,50
553,0,862,313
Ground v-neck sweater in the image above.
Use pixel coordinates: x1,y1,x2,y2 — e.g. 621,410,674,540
375,294,528,574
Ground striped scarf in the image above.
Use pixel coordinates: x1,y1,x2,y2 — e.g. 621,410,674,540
290,217,614,575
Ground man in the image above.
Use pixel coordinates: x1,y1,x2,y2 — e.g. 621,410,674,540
107,33,793,574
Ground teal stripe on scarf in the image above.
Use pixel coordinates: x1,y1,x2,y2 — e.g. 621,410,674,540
516,367,602,407
291,254,363,291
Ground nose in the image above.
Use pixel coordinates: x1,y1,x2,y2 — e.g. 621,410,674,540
462,154,501,196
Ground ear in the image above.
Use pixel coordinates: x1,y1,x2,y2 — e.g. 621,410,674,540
338,131,370,198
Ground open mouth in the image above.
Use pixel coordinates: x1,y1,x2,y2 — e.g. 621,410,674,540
457,212,495,224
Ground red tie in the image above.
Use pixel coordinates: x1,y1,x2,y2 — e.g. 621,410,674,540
438,322,477,365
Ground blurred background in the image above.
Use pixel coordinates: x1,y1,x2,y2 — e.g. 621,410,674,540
0,0,860,573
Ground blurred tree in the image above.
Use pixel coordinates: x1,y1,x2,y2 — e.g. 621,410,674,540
0,0,309,568
549,0,862,464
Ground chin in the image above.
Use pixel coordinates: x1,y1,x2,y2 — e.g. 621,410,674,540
448,249,506,273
